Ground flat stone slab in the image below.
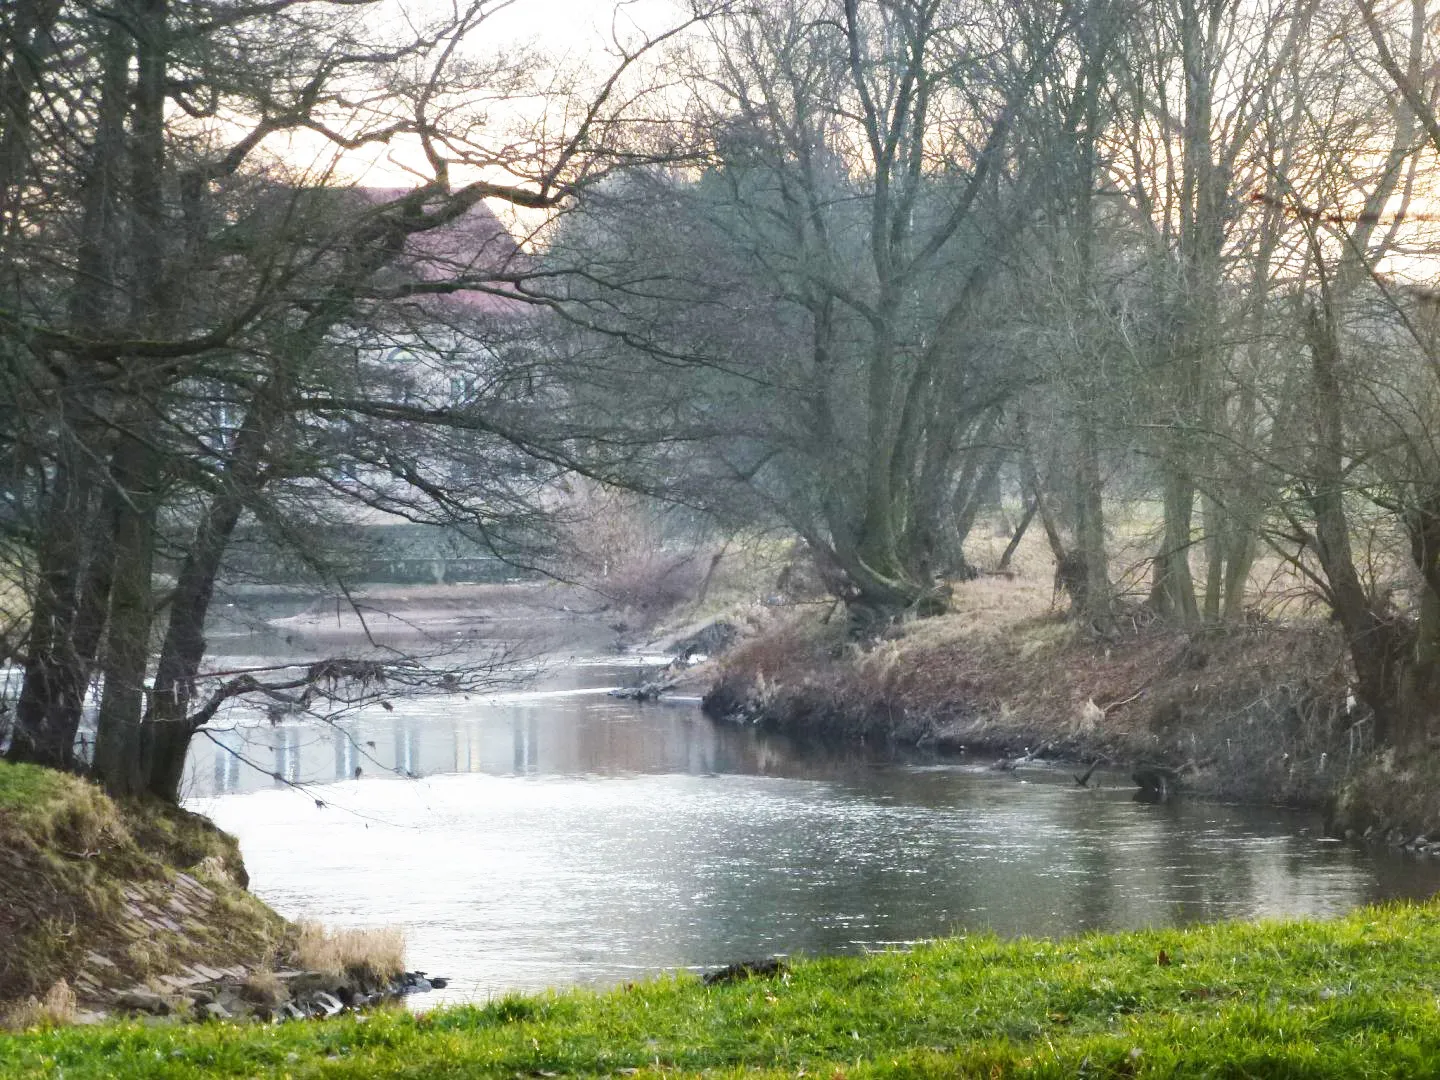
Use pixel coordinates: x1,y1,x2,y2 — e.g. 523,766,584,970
173,873,216,901
159,971,209,991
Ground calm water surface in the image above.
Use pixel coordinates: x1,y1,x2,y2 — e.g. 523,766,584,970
183,656,1440,1006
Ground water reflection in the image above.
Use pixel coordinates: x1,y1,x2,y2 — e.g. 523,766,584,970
183,664,790,798
184,659,1440,1005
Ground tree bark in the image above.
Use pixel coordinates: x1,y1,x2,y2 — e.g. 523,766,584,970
7,12,131,769
7,460,96,767
134,392,271,801
91,436,160,794
1303,300,1408,745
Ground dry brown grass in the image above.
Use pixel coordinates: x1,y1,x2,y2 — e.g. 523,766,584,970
959,500,1347,624
294,920,406,982
1,761,291,1012
1,979,76,1032
713,510,1359,805
240,969,287,1007
0,766,130,855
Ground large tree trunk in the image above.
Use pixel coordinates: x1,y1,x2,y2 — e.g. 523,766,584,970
1150,423,1201,623
1148,0,1227,629
7,14,131,769
1074,410,1112,625
90,437,161,794
91,0,171,794
7,461,98,768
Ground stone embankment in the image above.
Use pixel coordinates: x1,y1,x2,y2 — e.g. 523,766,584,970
67,873,444,1024
0,761,439,1029
103,964,445,1024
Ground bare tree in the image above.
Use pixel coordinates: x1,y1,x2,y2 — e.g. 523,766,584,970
544,0,1071,627
1,0,721,799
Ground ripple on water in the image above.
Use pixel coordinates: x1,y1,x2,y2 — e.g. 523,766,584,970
185,671,1440,1005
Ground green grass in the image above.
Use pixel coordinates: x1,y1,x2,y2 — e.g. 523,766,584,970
0,759,129,857
6,901,1440,1077
0,758,70,816
0,761,287,1009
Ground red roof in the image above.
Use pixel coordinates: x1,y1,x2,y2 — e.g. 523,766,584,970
359,187,529,317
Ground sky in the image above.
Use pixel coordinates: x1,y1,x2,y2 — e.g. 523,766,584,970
269,0,691,197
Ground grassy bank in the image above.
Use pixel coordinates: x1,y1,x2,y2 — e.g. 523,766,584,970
702,579,1440,837
707,589,1356,806
5,900,1440,1077
0,760,289,1022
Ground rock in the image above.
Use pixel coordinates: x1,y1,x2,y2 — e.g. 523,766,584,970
159,970,209,991
200,1001,232,1021
114,988,174,1015
1133,765,1180,803
281,972,346,997
702,957,788,986
241,973,290,1008
308,991,343,1017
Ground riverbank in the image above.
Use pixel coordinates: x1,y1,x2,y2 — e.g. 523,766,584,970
700,576,1440,841
0,761,425,1029
5,898,1440,1076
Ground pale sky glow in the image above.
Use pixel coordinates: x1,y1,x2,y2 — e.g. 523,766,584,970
262,0,689,198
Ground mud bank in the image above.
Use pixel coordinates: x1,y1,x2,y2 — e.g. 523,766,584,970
700,603,1440,842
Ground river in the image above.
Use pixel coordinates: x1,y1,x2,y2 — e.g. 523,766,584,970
182,650,1440,1008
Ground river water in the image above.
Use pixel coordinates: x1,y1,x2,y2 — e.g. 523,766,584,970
182,653,1440,1007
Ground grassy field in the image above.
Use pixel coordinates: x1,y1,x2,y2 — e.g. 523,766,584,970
4,900,1440,1077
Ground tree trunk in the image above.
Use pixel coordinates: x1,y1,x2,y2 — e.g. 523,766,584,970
7,462,96,768
1399,496,1440,743
136,397,270,802
92,0,170,795
1073,407,1112,626
91,438,160,795
1303,300,1409,745
998,497,1037,572
1150,458,1199,622
7,14,131,769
